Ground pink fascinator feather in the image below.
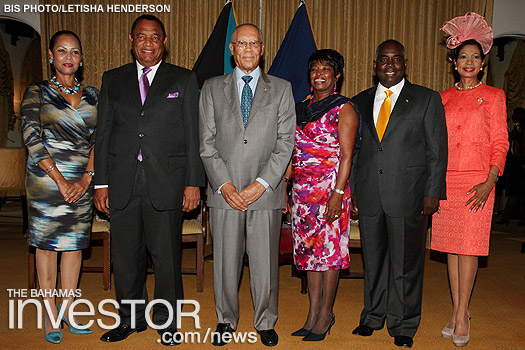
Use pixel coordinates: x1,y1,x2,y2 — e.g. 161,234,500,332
440,12,493,55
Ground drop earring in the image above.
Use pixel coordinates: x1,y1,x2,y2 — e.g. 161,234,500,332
454,66,457,70
49,58,53,64
80,61,83,67
310,86,313,93
480,67,483,71
333,84,337,92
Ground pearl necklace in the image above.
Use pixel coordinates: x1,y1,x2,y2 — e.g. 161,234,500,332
50,76,81,95
455,81,482,91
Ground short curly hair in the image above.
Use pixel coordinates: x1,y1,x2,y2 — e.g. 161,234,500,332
307,49,344,77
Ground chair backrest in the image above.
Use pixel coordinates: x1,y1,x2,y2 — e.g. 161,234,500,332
0,147,26,195
181,198,208,237
91,218,110,233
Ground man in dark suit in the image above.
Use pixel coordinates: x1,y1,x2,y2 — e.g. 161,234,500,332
94,15,204,345
350,40,447,348
199,24,295,347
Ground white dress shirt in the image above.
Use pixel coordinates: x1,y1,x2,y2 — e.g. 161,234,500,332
235,66,260,101
136,60,162,85
373,78,405,126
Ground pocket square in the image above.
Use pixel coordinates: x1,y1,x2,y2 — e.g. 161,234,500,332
167,92,179,98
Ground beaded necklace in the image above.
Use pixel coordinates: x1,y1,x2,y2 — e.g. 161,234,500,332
455,81,482,91
50,76,81,95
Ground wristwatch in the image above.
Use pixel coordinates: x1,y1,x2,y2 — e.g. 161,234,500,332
85,170,95,177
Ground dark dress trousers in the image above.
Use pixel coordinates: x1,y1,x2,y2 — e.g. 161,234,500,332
350,80,447,337
94,62,205,327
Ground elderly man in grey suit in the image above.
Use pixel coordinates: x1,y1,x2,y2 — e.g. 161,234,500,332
350,40,447,348
199,23,295,347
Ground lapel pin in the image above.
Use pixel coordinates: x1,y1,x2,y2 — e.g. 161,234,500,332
478,97,483,103
405,99,409,103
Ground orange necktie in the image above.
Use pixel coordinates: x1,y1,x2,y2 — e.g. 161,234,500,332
376,90,393,141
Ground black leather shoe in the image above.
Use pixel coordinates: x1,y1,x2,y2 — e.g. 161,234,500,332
257,329,278,346
100,323,147,342
211,323,234,346
352,325,374,336
158,328,180,346
394,335,413,348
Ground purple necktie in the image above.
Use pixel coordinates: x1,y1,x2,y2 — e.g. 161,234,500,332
138,67,151,162
140,67,151,105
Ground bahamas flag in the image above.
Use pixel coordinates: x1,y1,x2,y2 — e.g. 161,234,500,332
193,0,238,89
268,1,318,103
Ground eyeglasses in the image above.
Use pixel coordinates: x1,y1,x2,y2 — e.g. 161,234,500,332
231,40,263,50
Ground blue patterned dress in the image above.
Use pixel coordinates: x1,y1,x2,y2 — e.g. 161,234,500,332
21,81,98,251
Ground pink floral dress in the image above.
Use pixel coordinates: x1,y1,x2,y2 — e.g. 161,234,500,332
292,103,351,271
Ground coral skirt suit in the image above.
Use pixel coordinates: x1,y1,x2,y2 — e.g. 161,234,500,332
431,83,509,256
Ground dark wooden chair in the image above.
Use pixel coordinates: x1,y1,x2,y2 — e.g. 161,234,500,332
180,200,208,292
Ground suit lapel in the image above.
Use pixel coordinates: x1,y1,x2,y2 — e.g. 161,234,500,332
224,72,245,130
123,64,142,109
382,81,413,141
362,87,380,144
143,62,170,108
246,72,271,128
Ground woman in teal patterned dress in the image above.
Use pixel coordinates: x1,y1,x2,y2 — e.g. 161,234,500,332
21,30,97,343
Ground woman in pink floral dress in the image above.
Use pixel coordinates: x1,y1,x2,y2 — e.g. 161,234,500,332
284,49,361,341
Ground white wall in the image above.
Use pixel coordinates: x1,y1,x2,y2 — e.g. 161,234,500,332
0,0,40,34
493,0,525,38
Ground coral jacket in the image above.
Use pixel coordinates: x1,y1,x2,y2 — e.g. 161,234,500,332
441,83,509,175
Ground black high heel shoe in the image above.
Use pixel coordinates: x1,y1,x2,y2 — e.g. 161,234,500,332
291,328,311,337
302,314,335,341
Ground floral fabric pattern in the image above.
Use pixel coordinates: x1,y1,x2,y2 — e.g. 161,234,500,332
292,103,350,271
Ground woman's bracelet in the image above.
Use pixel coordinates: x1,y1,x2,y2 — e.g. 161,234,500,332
333,188,344,195
488,171,498,182
44,162,56,174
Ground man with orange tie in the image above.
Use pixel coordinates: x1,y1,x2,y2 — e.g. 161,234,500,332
349,40,447,348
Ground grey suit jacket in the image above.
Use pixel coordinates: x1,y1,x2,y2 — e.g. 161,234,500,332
350,80,448,217
199,71,296,210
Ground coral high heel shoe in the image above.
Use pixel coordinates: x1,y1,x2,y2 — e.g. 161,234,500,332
452,316,471,347
441,325,454,338
58,304,93,334
44,315,63,344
